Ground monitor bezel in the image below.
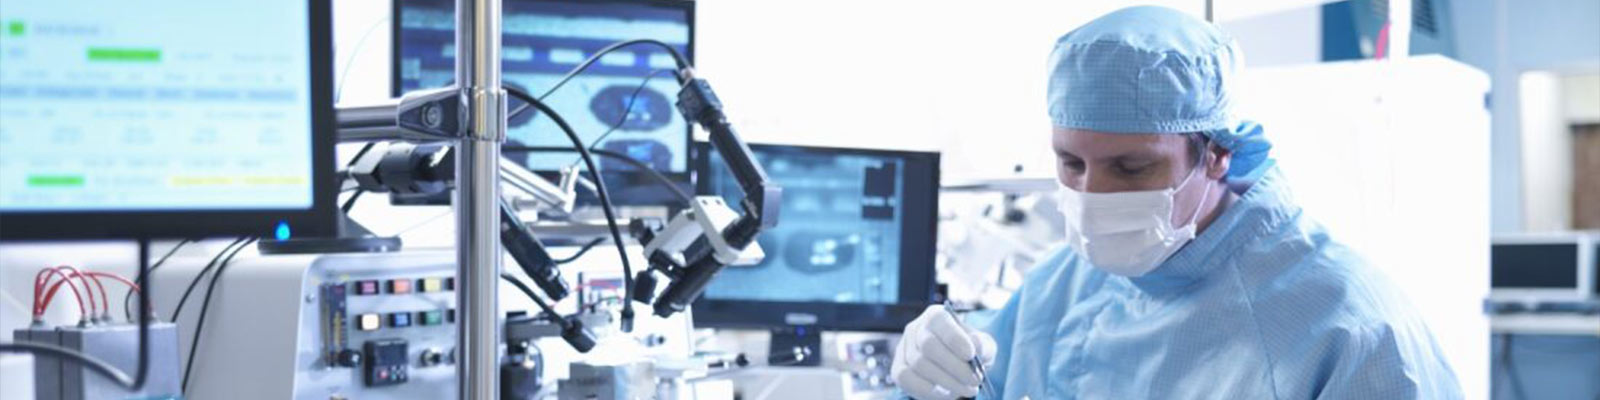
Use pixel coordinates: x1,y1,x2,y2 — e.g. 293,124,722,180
689,142,942,332
0,0,340,240
1489,232,1596,302
389,0,697,207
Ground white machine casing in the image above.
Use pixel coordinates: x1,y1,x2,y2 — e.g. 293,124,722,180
642,196,765,266
151,250,459,400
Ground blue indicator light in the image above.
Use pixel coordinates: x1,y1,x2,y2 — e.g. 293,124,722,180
275,221,292,241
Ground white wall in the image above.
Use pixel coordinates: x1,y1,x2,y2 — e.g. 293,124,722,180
1564,73,1600,124
1518,71,1574,232
693,0,1206,182
1450,0,1600,233
332,0,393,105
1217,4,1320,67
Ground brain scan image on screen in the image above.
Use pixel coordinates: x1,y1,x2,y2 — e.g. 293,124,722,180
589,85,673,132
702,148,905,304
396,0,690,174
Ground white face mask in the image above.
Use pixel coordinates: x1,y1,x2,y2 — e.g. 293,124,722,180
1058,158,1212,277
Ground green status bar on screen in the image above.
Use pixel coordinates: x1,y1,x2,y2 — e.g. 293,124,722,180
27,175,86,188
87,47,161,62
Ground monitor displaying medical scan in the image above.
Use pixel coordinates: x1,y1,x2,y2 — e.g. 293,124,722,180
394,0,692,177
0,0,337,239
694,143,939,331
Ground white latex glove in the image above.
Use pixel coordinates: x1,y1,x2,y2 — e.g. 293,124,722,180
891,305,998,400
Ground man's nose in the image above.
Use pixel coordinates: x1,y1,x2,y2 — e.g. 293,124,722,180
1078,168,1125,194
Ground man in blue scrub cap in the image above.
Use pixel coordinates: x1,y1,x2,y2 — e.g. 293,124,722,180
890,6,1461,399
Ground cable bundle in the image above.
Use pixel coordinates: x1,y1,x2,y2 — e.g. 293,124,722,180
32,265,141,326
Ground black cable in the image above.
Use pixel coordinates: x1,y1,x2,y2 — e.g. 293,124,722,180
535,39,687,102
502,86,638,331
500,273,562,321
134,238,151,388
127,238,191,321
0,239,157,391
573,68,676,161
338,141,379,213
505,67,687,205
171,237,248,322
504,58,692,208
504,145,693,206
552,237,608,265
507,65,672,160
511,67,673,135
342,189,364,213
181,236,257,393
0,342,134,385
590,148,693,204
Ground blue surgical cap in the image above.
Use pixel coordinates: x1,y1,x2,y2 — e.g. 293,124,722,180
1047,6,1271,178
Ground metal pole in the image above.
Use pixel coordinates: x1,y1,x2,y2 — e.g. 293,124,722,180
455,0,505,398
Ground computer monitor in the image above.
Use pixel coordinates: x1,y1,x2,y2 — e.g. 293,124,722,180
1490,233,1598,303
393,0,694,205
0,0,338,239
693,143,940,336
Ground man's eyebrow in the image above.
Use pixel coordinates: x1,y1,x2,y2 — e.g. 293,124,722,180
1111,153,1163,164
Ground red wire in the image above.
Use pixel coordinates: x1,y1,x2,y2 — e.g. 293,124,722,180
34,268,87,317
83,272,140,295
39,280,90,317
83,271,144,315
53,266,101,317
33,268,59,308
74,267,112,317
35,267,83,315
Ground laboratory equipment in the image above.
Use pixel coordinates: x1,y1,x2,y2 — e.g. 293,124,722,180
148,251,461,399
339,27,778,397
12,324,182,400
1319,0,1457,61
0,0,339,239
557,361,654,400
689,143,940,361
938,179,1065,307
11,264,184,400
333,73,778,339
1485,233,1600,399
1,1,335,398
393,0,696,206
1489,232,1599,307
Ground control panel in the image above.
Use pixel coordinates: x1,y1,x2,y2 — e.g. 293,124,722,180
365,338,410,386
152,250,463,399
303,254,460,399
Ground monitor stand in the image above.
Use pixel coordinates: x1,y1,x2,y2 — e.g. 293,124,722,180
257,214,401,255
769,326,822,367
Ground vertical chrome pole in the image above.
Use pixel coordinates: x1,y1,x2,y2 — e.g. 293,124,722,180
455,0,504,398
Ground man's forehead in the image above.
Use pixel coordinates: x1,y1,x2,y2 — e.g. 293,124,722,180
1052,128,1185,156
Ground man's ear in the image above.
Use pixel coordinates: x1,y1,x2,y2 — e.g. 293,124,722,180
1207,145,1231,181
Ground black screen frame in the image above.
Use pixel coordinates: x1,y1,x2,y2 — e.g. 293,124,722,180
390,0,696,207
0,0,340,240
1491,243,1581,289
690,142,941,333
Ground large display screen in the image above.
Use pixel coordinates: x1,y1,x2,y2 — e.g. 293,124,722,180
700,144,931,305
395,0,691,175
0,1,318,211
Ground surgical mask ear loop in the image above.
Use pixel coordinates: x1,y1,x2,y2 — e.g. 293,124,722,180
1177,151,1213,229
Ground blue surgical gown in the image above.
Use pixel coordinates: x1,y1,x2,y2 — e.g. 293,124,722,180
975,166,1461,399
